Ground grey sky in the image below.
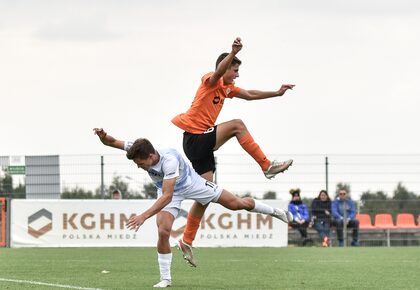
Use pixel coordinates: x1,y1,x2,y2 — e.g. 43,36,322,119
1,0,419,159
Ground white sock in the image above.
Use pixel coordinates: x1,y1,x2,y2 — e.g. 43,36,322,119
250,199,275,215
157,252,172,281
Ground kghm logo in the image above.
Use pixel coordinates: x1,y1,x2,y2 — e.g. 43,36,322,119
28,209,52,238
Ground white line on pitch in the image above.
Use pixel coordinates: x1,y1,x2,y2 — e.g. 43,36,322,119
0,278,103,290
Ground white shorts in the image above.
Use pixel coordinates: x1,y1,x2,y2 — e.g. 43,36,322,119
158,176,223,218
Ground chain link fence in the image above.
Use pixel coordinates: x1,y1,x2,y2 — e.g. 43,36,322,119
1,153,420,247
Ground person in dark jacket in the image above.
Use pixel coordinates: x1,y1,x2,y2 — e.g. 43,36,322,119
332,189,360,247
311,190,331,247
288,188,312,246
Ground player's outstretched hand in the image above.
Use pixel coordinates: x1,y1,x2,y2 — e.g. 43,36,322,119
278,84,295,96
126,214,146,232
93,128,107,139
232,37,242,54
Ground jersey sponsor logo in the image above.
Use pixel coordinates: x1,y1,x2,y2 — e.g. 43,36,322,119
166,171,177,178
212,96,221,104
148,169,163,178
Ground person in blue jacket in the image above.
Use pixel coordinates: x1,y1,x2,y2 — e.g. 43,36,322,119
288,188,312,246
332,189,360,246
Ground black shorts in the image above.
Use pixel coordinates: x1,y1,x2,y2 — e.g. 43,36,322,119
183,126,217,175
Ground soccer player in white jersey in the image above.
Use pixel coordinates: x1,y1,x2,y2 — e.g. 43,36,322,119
93,128,292,288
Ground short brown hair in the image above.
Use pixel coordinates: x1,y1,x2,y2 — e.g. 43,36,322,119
215,53,242,69
126,138,155,160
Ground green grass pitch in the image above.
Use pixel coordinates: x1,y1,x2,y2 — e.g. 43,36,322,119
1,247,419,289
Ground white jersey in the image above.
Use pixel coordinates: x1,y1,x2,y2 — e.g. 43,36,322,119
124,141,199,192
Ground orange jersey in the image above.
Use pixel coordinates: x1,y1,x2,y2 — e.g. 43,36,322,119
172,72,241,134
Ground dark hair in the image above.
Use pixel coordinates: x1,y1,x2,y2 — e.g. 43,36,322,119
318,190,331,201
126,138,155,160
215,53,242,69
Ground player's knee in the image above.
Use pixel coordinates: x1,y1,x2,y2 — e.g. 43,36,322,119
157,227,171,240
226,201,241,211
231,119,247,134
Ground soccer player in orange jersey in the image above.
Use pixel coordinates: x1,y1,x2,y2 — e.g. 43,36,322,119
171,37,295,266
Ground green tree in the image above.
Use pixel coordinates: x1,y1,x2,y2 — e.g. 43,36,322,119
142,182,157,199
301,198,313,210
335,182,351,198
0,173,13,197
12,183,26,199
359,190,389,219
263,191,276,199
359,183,420,221
0,173,25,198
94,175,143,199
62,186,96,199
391,182,420,218
108,175,129,199
240,192,255,198
392,182,417,200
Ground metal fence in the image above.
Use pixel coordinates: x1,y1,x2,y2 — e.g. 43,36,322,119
1,153,419,200
1,153,420,247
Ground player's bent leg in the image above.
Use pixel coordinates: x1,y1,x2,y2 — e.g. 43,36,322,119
178,202,205,268
188,202,208,222
214,119,247,150
216,190,292,223
215,120,293,179
216,189,254,211
182,202,208,245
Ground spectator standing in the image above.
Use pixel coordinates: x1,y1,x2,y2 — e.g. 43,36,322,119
288,188,312,246
311,190,331,247
332,189,360,247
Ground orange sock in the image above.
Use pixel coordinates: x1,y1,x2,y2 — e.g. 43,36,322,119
238,132,271,171
183,213,201,245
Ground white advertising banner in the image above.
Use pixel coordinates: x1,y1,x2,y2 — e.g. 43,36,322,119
11,199,288,248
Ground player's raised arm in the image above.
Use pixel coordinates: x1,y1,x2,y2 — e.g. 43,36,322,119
93,128,125,150
236,84,295,101
208,37,243,86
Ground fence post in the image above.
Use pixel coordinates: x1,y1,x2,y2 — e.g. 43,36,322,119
325,156,329,193
6,197,11,247
343,204,348,247
0,198,6,247
101,155,105,199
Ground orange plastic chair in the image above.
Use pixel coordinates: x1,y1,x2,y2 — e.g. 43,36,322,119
356,213,374,229
396,213,417,229
374,214,396,229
